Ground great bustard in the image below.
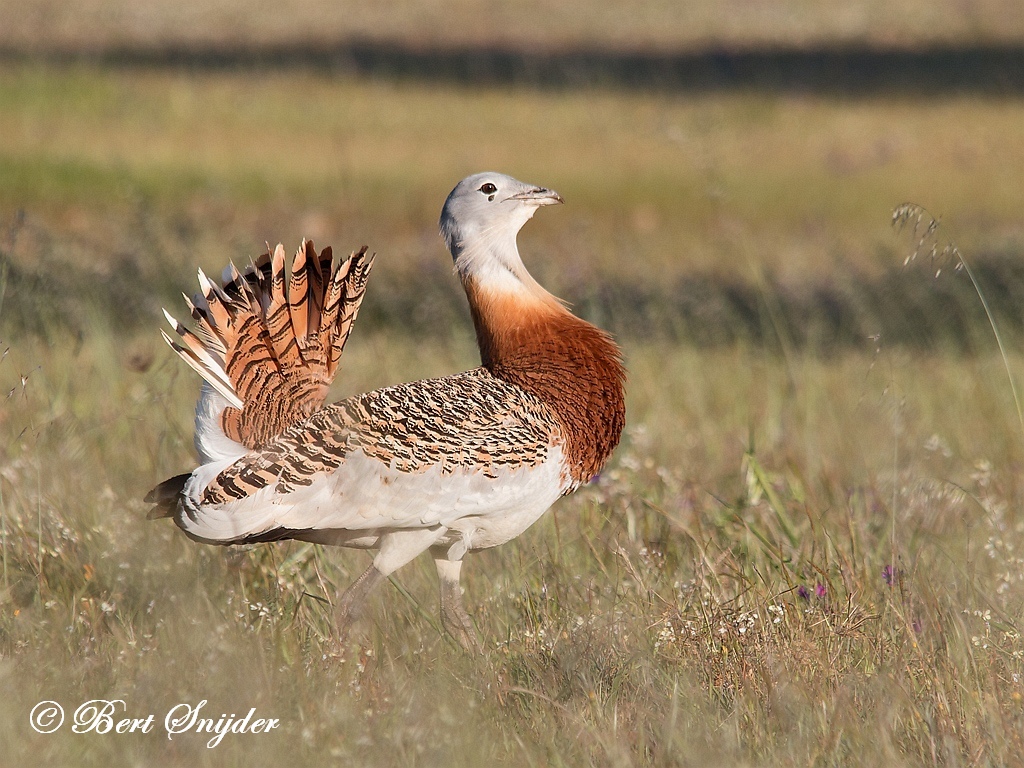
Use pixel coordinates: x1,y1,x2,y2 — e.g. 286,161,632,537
147,173,626,650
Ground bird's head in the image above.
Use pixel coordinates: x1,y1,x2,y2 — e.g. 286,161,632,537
439,172,563,281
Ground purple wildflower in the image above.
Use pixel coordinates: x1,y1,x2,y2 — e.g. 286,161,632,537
814,583,827,598
797,585,810,600
883,565,895,586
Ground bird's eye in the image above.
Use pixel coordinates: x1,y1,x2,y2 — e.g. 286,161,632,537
479,183,497,195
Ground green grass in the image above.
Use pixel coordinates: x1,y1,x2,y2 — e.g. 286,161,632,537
4,64,1024,764
5,66,1024,289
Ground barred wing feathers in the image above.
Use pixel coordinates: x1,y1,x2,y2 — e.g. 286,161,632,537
162,241,373,450
176,369,569,545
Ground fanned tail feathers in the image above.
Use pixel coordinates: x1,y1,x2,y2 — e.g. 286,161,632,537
162,240,374,450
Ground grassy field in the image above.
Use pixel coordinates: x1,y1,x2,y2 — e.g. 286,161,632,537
5,68,1024,281
3,63,1024,765
3,0,1024,50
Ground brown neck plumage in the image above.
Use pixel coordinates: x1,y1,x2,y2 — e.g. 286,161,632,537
463,277,626,485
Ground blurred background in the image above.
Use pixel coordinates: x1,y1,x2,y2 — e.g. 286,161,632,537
4,2,1024,765
5,0,1024,357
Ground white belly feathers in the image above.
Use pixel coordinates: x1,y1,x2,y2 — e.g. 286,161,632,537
178,444,568,550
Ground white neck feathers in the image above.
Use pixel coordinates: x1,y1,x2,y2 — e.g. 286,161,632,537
446,218,562,308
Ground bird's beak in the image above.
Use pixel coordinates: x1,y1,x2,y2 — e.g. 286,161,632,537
511,187,564,205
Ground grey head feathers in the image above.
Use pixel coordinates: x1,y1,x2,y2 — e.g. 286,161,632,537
439,172,562,285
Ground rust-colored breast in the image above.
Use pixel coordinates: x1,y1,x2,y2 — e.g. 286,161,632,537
466,281,626,487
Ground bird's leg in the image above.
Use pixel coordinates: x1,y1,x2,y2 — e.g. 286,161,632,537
432,551,483,653
335,527,448,642
334,564,386,636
